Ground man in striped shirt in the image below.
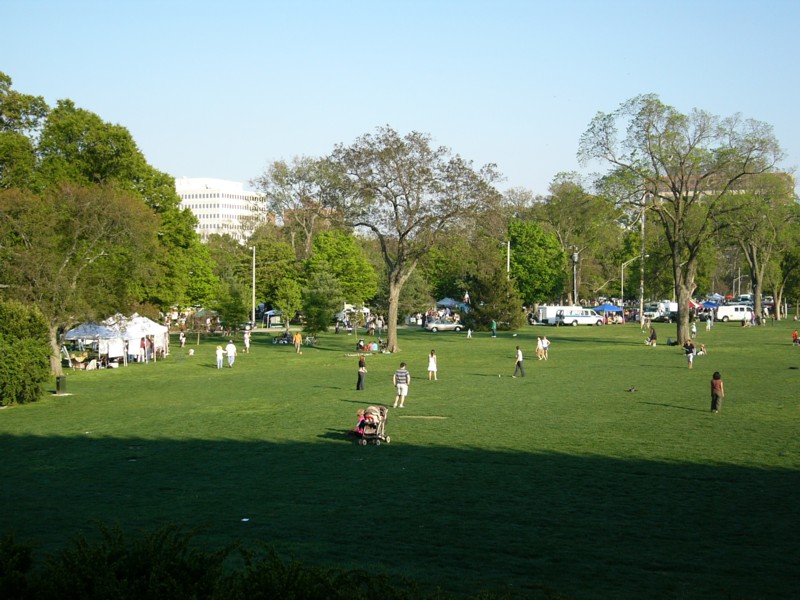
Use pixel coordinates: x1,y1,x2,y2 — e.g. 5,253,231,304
392,362,411,408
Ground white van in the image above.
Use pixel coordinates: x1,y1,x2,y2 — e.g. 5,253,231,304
556,308,604,326
716,304,752,322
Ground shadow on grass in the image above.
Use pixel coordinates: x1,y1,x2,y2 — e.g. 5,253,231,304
1,433,797,599
638,401,709,413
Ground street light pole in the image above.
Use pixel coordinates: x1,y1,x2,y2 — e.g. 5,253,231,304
622,254,649,322
250,246,256,327
572,251,579,305
639,199,647,327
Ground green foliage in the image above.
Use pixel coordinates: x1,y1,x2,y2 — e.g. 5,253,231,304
251,235,303,310
213,281,249,329
508,219,565,304
0,531,33,600
34,524,229,600
306,231,378,305
467,269,526,330
0,300,51,405
302,271,344,335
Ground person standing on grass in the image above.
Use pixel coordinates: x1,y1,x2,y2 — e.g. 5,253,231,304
542,336,550,360
535,336,544,360
684,339,695,369
710,371,725,413
243,329,251,353
356,354,366,391
427,349,438,381
513,345,525,378
225,340,237,368
393,362,410,408
491,319,497,338
293,330,303,354
215,345,224,369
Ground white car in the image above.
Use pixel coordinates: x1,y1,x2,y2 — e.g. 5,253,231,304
556,309,604,326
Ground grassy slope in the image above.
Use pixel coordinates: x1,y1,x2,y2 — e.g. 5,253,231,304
1,321,798,599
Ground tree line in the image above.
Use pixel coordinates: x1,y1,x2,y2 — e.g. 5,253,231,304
1,71,798,401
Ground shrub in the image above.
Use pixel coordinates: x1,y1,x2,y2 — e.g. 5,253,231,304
34,524,230,600
0,300,50,405
0,532,34,600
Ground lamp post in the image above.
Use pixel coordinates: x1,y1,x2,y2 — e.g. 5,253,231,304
250,246,256,327
622,255,649,322
571,251,580,305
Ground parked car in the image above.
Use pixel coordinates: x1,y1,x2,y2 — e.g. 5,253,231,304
424,318,463,332
556,309,603,326
653,311,678,323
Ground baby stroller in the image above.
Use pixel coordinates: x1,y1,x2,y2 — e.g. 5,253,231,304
355,405,390,446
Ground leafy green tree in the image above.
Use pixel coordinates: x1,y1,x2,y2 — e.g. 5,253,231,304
468,269,526,331
329,126,501,352
305,231,377,305
580,94,784,341
508,219,565,305
531,173,623,303
0,300,51,404
250,156,334,260
0,72,47,190
0,184,160,375
718,174,798,318
250,234,303,311
302,271,344,335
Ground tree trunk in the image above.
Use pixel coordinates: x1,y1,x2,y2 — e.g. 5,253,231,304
49,325,64,377
386,280,402,353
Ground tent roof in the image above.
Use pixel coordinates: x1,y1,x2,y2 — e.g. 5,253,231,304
594,303,623,312
64,322,120,340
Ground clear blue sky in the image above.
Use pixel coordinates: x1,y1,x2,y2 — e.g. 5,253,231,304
4,0,798,194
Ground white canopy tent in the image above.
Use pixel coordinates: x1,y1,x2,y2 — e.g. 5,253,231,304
103,313,170,362
63,322,126,368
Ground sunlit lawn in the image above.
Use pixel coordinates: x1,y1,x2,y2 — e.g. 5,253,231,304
1,320,798,598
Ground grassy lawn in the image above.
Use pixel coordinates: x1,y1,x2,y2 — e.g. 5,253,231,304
1,321,798,598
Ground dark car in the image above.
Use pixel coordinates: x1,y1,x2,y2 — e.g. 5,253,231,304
653,311,678,323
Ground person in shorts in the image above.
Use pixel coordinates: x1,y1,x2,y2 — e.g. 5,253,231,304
393,362,410,408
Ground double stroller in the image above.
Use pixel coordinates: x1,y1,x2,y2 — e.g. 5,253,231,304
353,405,391,446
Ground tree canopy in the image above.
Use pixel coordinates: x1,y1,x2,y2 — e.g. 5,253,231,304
580,94,784,340
329,126,501,351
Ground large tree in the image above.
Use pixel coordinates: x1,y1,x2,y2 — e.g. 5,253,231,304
250,156,334,260
329,126,501,352
719,173,798,319
532,173,623,304
508,219,566,305
579,94,784,342
0,183,160,375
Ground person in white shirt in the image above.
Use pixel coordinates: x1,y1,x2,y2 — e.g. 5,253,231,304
225,340,237,367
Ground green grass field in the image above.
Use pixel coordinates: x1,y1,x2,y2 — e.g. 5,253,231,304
1,321,798,599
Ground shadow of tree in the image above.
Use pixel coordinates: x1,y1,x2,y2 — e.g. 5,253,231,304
1,433,797,599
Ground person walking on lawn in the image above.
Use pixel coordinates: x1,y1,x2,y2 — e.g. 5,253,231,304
393,362,410,408
513,345,525,378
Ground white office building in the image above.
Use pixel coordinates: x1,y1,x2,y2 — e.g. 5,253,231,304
175,177,266,243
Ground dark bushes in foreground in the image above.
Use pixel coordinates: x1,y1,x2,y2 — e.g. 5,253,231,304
0,525,534,600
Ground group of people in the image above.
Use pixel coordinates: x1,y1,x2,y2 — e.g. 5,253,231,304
354,349,438,405
214,340,238,369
